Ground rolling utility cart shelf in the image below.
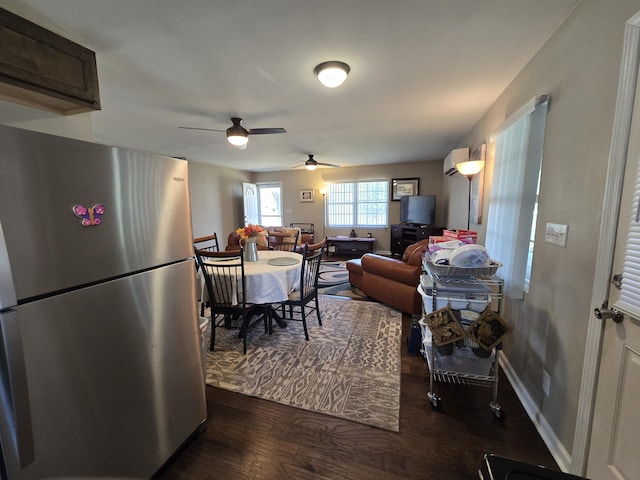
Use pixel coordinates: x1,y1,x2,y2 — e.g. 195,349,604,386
420,261,505,418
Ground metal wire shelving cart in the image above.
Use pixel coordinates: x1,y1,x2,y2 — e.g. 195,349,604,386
420,259,505,418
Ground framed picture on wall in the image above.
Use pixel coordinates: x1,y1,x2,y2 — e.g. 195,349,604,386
391,178,420,201
299,189,314,202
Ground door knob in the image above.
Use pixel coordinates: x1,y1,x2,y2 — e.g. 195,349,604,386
593,307,624,323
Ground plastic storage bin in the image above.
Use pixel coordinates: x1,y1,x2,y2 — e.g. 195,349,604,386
419,275,491,313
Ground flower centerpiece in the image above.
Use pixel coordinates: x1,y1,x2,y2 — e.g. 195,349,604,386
236,224,264,261
236,223,264,241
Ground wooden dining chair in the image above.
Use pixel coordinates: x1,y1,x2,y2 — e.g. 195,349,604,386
278,243,326,340
195,247,268,354
193,233,221,316
296,236,327,254
193,233,220,253
269,229,300,252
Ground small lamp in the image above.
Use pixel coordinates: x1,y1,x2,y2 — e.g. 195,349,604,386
456,160,485,230
314,61,350,88
319,185,328,238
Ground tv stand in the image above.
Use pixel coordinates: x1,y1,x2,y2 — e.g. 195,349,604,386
391,224,443,257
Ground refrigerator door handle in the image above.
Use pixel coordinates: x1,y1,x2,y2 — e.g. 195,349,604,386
0,310,35,468
0,221,17,310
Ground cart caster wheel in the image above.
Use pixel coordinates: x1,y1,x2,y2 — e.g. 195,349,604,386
428,392,441,410
490,402,504,419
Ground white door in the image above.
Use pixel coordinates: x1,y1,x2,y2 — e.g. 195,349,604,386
243,182,259,226
586,12,640,480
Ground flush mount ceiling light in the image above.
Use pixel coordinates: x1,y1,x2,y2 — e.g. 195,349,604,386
314,61,351,88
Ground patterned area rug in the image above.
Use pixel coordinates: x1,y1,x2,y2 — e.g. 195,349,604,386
204,295,402,432
319,282,368,299
318,261,350,287
317,260,370,300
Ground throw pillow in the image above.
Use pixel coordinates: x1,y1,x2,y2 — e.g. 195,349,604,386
256,230,269,247
280,227,301,244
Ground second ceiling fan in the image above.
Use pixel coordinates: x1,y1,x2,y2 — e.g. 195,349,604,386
293,154,340,170
180,117,286,149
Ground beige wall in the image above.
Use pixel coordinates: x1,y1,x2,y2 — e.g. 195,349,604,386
188,162,252,244
4,0,636,470
444,0,640,470
253,160,444,253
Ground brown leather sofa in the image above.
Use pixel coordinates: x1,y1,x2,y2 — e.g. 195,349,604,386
346,239,429,314
225,231,269,251
225,227,314,251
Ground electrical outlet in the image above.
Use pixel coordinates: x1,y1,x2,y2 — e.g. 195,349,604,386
542,370,551,396
544,223,568,247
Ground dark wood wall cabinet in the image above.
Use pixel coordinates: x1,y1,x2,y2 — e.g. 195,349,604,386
0,7,101,115
391,224,443,257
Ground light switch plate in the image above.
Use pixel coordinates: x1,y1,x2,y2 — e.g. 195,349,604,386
545,223,568,247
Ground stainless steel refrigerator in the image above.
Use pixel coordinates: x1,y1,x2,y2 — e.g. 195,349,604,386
0,125,207,479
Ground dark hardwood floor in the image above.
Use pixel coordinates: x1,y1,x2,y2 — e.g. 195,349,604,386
156,311,559,480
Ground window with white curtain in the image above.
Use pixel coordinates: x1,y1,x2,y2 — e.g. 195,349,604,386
485,96,549,299
524,172,541,292
327,180,389,227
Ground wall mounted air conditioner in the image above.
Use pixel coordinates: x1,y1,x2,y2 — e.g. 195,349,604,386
443,147,469,176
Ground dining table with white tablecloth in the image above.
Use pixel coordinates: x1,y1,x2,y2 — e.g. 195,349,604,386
199,249,302,328
240,250,301,304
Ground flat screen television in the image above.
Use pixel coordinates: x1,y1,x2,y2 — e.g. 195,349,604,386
400,195,436,225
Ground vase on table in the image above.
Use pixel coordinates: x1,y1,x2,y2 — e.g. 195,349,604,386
244,237,259,262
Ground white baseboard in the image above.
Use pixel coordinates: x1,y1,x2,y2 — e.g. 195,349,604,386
499,355,573,472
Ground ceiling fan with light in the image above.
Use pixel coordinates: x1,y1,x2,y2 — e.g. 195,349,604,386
292,154,340,170
179,117,286,149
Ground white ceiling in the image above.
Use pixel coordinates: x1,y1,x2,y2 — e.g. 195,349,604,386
2,0,580,171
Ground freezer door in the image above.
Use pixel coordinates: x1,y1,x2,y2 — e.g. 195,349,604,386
0,124,194,302
0,261,206,480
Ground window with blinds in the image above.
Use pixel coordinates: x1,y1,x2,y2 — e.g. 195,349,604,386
617,154,640,317
327,180,388,227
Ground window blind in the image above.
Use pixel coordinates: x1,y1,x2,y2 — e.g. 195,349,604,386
327,180,388,227
617,153,640,316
